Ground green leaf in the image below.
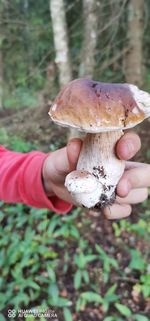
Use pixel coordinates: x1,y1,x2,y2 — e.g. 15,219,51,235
63,308,73,321
0,313,6,321
74,270,82,289
10,292,30,307
49,297,72,308
47,217,60,235
26,280,40,290
84,254,97,264
74,253,97,269
140,274,150,285
82,270,89,284
54,225,69,238
129,250,146,272
105,284,117,296
70,226,80,239
115,303,132,317
141,284,150,298
37,220,49,231
133,314,150,321
25,316,35,321
76,297,85,312
95,244,105,255
47,267,56,283
81,291,103,303
103,317,115,321
104,284,119,304
48,283,59,303
0,211,4,222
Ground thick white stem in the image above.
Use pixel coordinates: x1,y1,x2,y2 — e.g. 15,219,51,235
65,131,125,209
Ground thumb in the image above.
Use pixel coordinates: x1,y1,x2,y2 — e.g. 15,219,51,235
116,131,141,160
44,138,82,185
67,138,82,171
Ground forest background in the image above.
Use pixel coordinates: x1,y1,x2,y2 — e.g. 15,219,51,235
0,1,150,321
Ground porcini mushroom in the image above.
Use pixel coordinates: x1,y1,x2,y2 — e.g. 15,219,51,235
48,79,150,209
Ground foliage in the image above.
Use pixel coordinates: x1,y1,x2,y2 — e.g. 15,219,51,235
1,0,150,109
0,192,149,319
4,88,38,109
0,1,150,320
1,0,54,108
0,128,37,151
0,138,149,319
95,244,118,283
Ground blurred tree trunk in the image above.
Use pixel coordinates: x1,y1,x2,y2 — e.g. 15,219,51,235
79,0,99,78
50,0,78,139
124,0,144,87
70,0,99,138
50,0,72,87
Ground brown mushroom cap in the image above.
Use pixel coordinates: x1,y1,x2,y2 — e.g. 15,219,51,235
49,78,145,132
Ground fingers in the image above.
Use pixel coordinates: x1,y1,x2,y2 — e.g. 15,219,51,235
103,187,148,220
116,131,141,160
116,188,148,204
117,164,150,197
67,138,82,170
50,184,74,204
103,204,132,220
43,138,82,185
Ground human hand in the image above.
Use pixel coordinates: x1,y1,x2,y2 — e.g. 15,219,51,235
103,132,149,219
42,132,148,218
42,138,82,204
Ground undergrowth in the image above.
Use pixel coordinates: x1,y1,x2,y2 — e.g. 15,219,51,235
0,137,149,321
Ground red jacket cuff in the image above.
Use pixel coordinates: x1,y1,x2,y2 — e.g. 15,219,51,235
19,152,72,214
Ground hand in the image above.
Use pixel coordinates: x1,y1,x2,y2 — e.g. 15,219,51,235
42,138,82,204
103,132,149,219
42,132,148,218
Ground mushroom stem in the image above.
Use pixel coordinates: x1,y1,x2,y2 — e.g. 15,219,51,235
65,131,125,209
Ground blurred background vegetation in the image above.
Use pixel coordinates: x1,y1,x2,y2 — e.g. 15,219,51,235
0,0,150,320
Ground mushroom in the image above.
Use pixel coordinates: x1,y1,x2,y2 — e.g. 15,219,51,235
48,78,150,209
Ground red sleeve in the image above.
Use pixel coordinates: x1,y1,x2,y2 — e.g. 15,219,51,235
0,146,72,214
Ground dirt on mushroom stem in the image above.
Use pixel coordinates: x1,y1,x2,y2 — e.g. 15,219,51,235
65,131,125,209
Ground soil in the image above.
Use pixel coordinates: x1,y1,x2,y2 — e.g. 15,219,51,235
0,105,68,151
